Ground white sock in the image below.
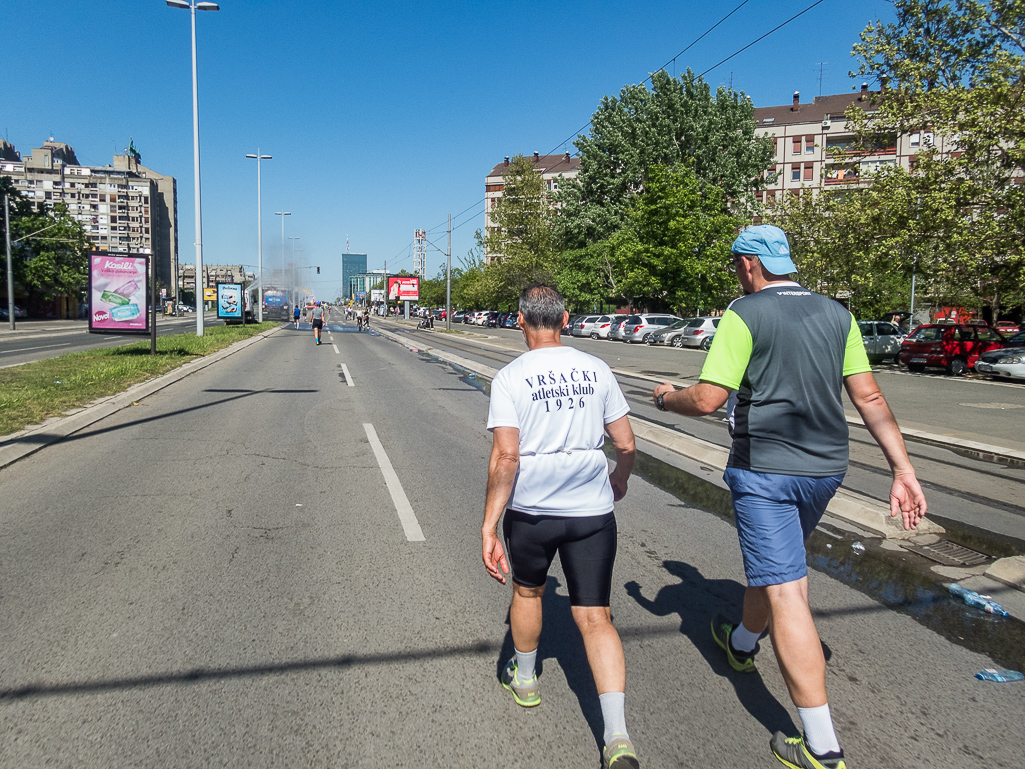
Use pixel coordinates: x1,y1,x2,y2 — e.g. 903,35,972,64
514,647,537,683
798,704,841,756
731,622,760,653
599,691,628,745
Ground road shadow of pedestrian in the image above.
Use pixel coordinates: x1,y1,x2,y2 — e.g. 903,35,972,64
624,560,797,736
496,577,605,750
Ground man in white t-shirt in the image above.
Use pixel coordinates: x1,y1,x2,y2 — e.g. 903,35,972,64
483,286,639,769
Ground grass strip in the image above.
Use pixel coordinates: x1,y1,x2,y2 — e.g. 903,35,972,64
0,322,279,436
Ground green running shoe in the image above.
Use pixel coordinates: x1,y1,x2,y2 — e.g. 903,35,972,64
602,737,639,769
711,613,759,673
500,658,540,708
770,733,846,769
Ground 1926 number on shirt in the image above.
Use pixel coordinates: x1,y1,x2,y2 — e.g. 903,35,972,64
544,398,586,412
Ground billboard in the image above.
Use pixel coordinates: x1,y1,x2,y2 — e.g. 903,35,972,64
370,288,384,302
387,276,420,302
88,254,149,334
203,288,217,302
217,283,243,320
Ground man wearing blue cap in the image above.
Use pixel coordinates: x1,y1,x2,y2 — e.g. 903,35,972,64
651,225,927,769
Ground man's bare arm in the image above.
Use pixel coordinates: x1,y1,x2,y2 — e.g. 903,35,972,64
482,426,520,583
844,371,927,529
652,381,731,416
605,415,635,501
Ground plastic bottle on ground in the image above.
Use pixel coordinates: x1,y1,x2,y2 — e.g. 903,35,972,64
975,669,1024,683
948,583,1010,616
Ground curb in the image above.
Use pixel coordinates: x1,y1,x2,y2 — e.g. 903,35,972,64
0,325,286,470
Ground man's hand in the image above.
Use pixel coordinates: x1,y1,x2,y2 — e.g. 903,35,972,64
653,382,675,408
609,469,628,501
889,471,927,530
482,530,509,584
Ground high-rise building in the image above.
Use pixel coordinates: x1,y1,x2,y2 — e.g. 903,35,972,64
0,138,178,298
341,253,368,299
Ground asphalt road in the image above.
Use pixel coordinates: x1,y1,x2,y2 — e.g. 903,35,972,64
0,313,224,369
386,321,1025,546
0,319,1021,768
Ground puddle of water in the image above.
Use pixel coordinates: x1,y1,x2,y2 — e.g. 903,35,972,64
616,445,1025,672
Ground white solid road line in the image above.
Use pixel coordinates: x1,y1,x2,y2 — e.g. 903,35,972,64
340,363,354,386
363,423,425,542
332,343,340,354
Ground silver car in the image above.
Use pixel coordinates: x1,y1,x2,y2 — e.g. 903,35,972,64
857,320,906,364
647,318,695,347
680,316,721,350
622,314,682,344
572,315,601,337
976,332,1025,381
608,316,631,341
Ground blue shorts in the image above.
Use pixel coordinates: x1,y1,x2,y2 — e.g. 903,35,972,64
724,467,844,587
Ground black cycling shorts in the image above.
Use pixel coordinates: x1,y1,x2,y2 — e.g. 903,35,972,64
311,319,323,329
502,509,617,607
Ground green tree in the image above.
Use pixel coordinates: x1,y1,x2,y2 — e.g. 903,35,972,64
1,177,90,305
848,0,1025,319
557,69,775,249
606,165,740,314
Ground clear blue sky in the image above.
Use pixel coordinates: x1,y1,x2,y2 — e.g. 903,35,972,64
3,0,894,301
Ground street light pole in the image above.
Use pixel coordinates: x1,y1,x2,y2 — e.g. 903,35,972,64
288,236,299,308
5,196,14,331
446,213,451,331
245,150,271,322
275,211,291,307
167,0,219,335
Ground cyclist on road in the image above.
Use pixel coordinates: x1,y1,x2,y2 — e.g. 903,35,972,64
310,302,326,345
482,285,639,769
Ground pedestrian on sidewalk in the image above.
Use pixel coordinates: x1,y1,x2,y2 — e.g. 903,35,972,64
482,285,640,769
651,225,927,769
310,302,326,345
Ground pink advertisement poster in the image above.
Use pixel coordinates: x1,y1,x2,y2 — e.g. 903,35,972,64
89,254,149,333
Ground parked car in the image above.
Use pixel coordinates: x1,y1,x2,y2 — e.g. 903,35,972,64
589,314,628,340
995,321,1021,335
0,304,28,320
177,304,195,313
646,318,694,347
563,314,583,335
898,323,1007,375
501,312,519,329
484,311,500,327
572,315,601,337
975,331,1025,381
679,316,721,350
621,314,682,344
452,310,468,323
858,320,906,364
608,317,631,341
473,311,492,326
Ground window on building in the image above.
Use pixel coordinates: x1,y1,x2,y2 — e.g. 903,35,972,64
805,136,815,154
792,137,801,155
803,164,813,181
791,164,800,181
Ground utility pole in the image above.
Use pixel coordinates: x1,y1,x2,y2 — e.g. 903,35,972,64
445,214,451,331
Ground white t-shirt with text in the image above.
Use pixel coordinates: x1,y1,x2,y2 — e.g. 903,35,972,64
487,345,630,516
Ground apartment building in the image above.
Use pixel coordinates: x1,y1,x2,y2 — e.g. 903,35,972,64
0,139,179,298
484,151,580,262
752,84,946,204
178,264,254,295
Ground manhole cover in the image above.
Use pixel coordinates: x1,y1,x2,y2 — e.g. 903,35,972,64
900,540,991,567
958,402,1023,410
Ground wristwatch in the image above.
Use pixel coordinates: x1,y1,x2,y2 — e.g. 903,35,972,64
656,392,667,411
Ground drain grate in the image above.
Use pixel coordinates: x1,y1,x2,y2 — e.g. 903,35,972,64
901,539,991,567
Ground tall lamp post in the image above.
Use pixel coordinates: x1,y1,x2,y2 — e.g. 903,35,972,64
275,211,291,306
166,0,219,336
288,236,300,308
245,150,271,322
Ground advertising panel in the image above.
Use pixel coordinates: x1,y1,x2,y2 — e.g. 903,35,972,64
387,276,420,302
88,253,149,334
217,283,243,320
203,288,217,302
370,289,384,302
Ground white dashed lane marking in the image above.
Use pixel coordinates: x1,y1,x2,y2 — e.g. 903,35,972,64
363,423,425,542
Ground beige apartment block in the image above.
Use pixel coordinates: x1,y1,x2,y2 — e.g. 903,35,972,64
752,84,949,205
484,151,580,262
0,139,179,298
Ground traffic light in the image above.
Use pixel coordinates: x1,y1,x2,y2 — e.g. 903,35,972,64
316,267,320,274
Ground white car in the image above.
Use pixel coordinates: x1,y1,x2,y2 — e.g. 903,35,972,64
975,332,1025,380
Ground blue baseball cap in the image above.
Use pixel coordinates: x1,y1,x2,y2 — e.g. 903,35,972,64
731,225,797,275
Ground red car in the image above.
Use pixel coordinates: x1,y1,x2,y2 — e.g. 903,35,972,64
899,323,1007,375
995,321,1020,335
